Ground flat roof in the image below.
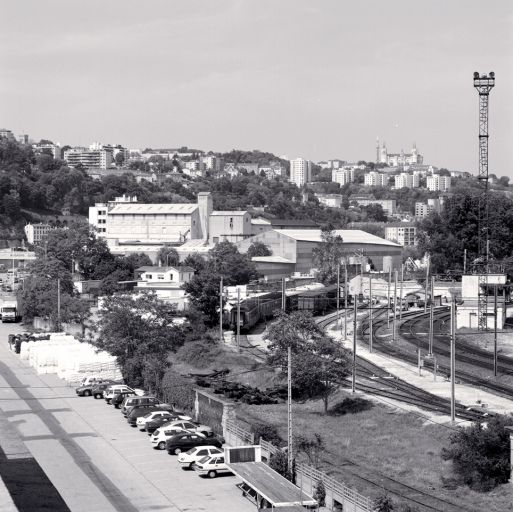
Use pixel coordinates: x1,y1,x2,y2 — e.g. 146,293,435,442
210,211,248,216
251,256,295,264
226,462,316,507
109,203,197,214
135,266,195,272
274,229,402,247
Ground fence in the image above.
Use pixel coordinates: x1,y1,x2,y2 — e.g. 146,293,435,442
260,439,279,462
296,463,373,512
225,419,254,447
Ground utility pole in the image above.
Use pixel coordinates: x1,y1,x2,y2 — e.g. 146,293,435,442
344,262,348,340
369,274,373,353
387,268,391,328
399,263,404,320
424,256,430,313
236,287,241,350
494,284,498,377
281,277,286,311
57,277,61,332
429,276,434,356
287,344,293,474
352,298,357,393
336,265,340,327
450,299,456,422
392,270,398,342
463,249,467,274
219,277,223,344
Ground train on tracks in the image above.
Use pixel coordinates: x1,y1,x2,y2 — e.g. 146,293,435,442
229,284,343,332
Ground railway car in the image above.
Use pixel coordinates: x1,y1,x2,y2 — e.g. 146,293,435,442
296,284,339,315
229,291,283,332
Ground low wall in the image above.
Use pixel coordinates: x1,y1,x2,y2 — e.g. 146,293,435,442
32,317,84,337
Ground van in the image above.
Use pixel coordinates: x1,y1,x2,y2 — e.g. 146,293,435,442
121,396,161,416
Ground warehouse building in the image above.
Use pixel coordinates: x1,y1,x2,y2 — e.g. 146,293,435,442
236,229,402,279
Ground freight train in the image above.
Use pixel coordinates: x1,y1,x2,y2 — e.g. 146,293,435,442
229,284,346,332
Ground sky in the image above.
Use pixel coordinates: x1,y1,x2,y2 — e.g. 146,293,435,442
1,0,512,175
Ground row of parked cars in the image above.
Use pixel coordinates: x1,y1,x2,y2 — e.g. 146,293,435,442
75,376,233,478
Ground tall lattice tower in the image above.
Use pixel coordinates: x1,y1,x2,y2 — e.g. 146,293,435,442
473,71,495,330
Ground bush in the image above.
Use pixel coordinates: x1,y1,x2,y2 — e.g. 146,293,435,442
251,423,282,446
374,492,394,512
313,479,326,507
175,336,222,369
269,451,295,483
160,368,196,413
441,414,512,491
328,397,373,416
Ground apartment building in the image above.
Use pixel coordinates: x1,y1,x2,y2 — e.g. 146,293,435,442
289,158,312,187
32,142,62,160
364,172,389,187
394,173,420,189
331,168,354,186
385,223,417,247
24,223,52,245
427,174,451,192
64,146,113,169
350,196,396,215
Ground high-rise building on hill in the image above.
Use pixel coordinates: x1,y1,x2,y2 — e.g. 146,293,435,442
289,158,312,187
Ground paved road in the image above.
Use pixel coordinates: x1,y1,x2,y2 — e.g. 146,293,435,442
0,322,254,512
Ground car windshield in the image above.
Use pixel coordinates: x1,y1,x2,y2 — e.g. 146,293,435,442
198,456,210,464
142,413,152,418
186,448,196,455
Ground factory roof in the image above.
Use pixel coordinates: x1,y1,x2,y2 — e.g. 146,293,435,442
274,229,402,247
176,239,214,253
251,256,295,264
109,203,197,215
210,211,248,216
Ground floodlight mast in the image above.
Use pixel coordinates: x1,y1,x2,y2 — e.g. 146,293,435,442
473,72,495,332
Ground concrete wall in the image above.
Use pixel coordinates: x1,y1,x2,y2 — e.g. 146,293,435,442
237,231,297,263
209,212,252,244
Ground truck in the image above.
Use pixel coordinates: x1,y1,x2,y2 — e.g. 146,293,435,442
1,300,19,323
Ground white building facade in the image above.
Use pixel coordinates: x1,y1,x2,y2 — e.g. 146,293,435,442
364,172,389,187
427,175,451,192
394,173,420,189
289,158,312,187
332,168,355,186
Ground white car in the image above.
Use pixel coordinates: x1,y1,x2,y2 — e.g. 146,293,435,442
136,411,176,431
104,385,144,403
164,420,213,436
151,426,192,450
177,446,224,470
193,454,233,478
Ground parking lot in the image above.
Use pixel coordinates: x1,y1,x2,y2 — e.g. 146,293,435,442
0,322,254,512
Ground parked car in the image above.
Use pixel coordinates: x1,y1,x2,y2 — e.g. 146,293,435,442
151,426,190,450
111,391,136,408
193,454,232,478
177,446,224,470
92,382,117,399
127,405,172,426
163,419,213,437
75,379,117,397
104,385,144,404
121,396,161,416
145,413,193,435
136,411,175,431
166,432,223,455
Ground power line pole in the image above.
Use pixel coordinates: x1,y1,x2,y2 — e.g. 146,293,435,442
399,263,404,320
494,284,498,377
450,298,456,422
219,277,223,344
429,276,434,356
336,264,340,328
236,287,241,350
392,270,398,342
57,277,61,332
344,262,348,340
352,298,357,393
463,248,467,274
281,277,286,311
424,256,430,313
369,273,373,353
287,345,293,474
387,268,391,328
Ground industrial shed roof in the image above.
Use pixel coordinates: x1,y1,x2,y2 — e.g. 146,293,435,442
109,203,197,214
274,229,401,247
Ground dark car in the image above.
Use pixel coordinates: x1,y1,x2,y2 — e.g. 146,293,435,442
166,432,223,455
111,391,136,408
92,382,120,399
145,413,189,435
76,379,117,398
121,396,162,416
127,405,171,426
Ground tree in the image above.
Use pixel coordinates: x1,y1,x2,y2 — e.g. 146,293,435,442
266,311,351,412
208,241,258,285
498,176,510,187
247,241,272,259
115,152,125,167
182,272,222,325
441,414,512,491
313,479,326,507
182,253,207,273
374,493,394,512
312,226,345,285
157,246,180,267
269,451,295,483
363,203,387,222
90,292,184,385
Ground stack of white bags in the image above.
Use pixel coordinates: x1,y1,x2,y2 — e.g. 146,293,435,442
20,332,122,382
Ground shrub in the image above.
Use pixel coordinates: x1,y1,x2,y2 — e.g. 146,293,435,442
328,397,373,416
252,423,282,446
374,492,394,512
269,451,295,483
175,336,222,369
313,479,326,507
160,368,196,413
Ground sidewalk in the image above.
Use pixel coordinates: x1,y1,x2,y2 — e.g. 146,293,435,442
329,315,513,418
